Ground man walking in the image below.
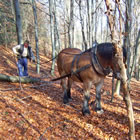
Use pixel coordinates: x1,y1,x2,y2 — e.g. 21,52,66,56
13,40,35,77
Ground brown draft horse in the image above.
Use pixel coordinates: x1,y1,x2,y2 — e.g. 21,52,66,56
57,43,127,115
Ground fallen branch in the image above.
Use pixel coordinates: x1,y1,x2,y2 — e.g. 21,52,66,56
0,74,41,83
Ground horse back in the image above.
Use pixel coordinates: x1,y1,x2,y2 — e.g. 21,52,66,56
57,48,100,83
57,48,82,75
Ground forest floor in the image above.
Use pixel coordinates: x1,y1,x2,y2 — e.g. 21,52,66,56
0,46,139,140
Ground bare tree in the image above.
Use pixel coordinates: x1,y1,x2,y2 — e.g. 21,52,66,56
4,13,8,48
94,0,98,41
49,0,56,75
105,0,135,139
138,58,140,80
54,0,61,52
76,0,87,50
32,0,40,74
13,0,23,44
129,30,140,84
123,0,132,77
86,0,91,47
68,0,74,48
91,0,94,43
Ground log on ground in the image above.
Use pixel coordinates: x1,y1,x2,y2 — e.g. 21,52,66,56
0,74,40,83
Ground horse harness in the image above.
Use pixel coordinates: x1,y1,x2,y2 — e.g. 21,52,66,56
70,45,111,82
90,45,111,76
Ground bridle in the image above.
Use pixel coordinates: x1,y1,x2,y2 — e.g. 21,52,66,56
90,45,112,76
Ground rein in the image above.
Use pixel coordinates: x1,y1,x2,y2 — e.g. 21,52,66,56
52,50,91,82
51,46,112,81
51,64,91,81
36,55,58,65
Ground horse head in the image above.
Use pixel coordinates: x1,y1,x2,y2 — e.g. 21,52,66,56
94,43,127,78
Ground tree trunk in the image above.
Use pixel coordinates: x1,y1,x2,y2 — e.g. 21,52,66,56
13,0,23,44
64,21,67,49
0,74,40,83
100,10,103,42
128,30,140,84
111,78,121,102
70,0,74,48
77,0,87,50
10,0,15,16
91,0,94,44
4,15,8,48
49,0,56,75
138,63,140,81
67,0,74,48
94,0,98,41
54,0,61,53
114,80,121,96
86,0,90,47
123,0,132,78
105,0,135,139
32,0,40,74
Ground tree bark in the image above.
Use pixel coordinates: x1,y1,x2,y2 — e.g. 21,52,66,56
0,74,40,83
54,0,61,53
4,14,8,48
114,80,121,95
94,0,98,41
91,0,94,44
138,62,140,81
86,0,91,47
105,0,135,139
128,30,140,84
123,0,132,77
69,0,74,48
77,0,87,50
111,78,121,102
32,0,40,74
49,0,56,75
13,0,23,44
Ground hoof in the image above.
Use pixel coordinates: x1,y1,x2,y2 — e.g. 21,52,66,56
82,109,90,116
63,98,69,104
68,98,72,102
96,109,104,114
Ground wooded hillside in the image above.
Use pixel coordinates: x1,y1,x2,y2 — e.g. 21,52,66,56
0,0,139,139
0,46,139,139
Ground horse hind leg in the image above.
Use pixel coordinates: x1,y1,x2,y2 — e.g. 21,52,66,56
61,75,73,104
67,77,72,101
61,78,69,104
82,81,92,115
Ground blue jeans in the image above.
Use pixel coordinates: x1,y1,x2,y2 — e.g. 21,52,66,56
17,58,28,77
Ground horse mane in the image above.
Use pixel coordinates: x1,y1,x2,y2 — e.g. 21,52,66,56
96,42,127,61
97,43,114,60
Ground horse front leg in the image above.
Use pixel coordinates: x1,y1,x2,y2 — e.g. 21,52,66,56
95,80,104,114
82,81,92,115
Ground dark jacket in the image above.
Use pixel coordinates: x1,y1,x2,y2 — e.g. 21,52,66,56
17,44,35,61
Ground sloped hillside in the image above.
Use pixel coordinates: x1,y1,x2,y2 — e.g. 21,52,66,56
0,46,139,140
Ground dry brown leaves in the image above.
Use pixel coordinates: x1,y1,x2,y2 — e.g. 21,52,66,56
0,46,139,140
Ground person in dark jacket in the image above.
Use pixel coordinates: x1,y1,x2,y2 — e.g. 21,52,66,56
13,40,35,77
